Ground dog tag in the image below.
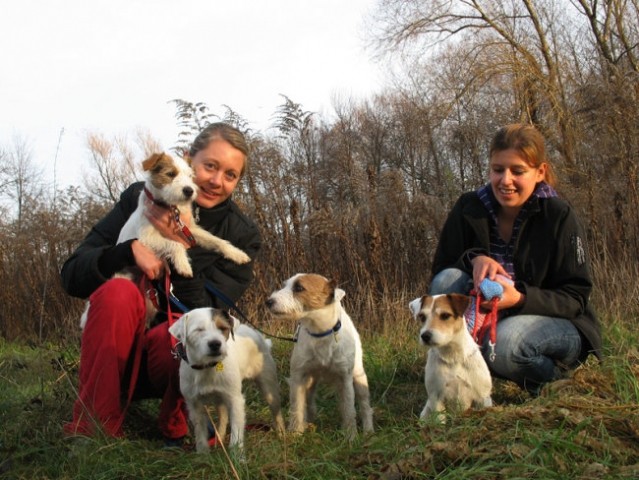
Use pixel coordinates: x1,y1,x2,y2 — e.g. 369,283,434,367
216,362,224,372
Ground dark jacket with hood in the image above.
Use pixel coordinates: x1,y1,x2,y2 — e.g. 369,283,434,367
431,190,602,360
61,182,261,311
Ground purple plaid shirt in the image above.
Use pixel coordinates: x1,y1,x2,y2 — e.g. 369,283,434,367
476,182,558,280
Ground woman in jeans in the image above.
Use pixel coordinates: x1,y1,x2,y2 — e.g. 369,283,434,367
429,123,601,395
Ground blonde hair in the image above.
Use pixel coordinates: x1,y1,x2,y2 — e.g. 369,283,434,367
489,124,557,187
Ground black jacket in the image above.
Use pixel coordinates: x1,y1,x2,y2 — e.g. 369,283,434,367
431,191,602,360
60,182,261,310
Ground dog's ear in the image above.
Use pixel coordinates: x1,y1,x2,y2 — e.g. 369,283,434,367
408,297,423,318
447,294,471,318
168,314,186,341
326,279,346,304
142,152,166,171
228,314,239,340
219,309,237,340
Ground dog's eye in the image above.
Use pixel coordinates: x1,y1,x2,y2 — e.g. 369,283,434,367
167,170,178,178
417,313,426,323
293,283,305,293
440,313,452,321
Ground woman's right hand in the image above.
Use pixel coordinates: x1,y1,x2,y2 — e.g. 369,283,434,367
131,239,165,280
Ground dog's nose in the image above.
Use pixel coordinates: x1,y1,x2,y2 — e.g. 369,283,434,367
183,186,194,198
208,339,222,355
421,331,433,344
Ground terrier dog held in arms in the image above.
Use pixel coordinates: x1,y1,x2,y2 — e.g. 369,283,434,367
409,294,493,423
80,152,250,328
118,152,250,277
168,307,286,453
265,273,374,439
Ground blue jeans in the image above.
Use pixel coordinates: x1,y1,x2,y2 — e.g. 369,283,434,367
429,268,583,394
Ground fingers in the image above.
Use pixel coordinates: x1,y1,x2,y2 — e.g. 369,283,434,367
144,198,172,227
471,255,511,288
131,240,164,279
146,263,165,280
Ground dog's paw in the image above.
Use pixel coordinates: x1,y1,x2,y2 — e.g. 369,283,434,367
223,245,251,265
172,260,194,277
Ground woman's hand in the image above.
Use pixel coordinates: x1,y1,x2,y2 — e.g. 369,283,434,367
470,255,511,288
494,276,525,310
131,239,165,280
143,197,193,248
471,255,523,310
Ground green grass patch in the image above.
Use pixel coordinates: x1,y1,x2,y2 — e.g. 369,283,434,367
1,327,638,479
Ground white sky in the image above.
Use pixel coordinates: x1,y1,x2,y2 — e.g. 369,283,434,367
0,0,384,189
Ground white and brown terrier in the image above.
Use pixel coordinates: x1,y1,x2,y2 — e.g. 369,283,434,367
168,307,286,453
409,294,493,423
80,152,250,328
117,152,250,277
266,273,374,439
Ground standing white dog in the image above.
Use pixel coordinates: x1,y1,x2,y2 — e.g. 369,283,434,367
265,273,374,439
409,294,493,423
168,307,286,453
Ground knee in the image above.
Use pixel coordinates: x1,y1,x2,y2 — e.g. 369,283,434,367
429,268,471,295
90,278,144,309
85,278,146,329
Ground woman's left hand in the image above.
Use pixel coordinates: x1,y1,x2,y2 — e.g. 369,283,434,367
494,276,525,310
143,197,193,248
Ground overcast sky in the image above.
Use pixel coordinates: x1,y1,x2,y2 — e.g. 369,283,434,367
0,0,384,188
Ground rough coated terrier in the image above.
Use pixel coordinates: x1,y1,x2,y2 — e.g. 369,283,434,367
266,273,374,439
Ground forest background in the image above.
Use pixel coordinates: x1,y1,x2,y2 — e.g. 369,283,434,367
1,0,637,347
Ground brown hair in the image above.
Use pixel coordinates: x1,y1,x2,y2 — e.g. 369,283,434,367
489,124,557,187
188,122,249,176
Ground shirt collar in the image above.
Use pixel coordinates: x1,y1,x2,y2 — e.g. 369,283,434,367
477,181,557,217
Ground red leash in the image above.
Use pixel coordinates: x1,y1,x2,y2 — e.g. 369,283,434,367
115,275,159,433
469,288,499,362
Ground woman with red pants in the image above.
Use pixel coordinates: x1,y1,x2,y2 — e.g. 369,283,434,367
62,123,261,445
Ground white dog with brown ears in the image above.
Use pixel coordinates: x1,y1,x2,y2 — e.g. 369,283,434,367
409,294,493,423
168,307,286,453
80,152,250,328
118,152,250,277
265,273,374,440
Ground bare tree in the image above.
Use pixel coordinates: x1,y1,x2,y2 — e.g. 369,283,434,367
0,135,44,231
83,129,162,203
368,0,639,166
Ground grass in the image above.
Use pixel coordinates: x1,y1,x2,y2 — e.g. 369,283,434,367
1,316,638,480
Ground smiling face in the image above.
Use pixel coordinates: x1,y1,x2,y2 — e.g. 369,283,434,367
489,148,546,215
189,138,245,208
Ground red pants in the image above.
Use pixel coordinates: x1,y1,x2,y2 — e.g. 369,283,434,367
63,278,188,439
